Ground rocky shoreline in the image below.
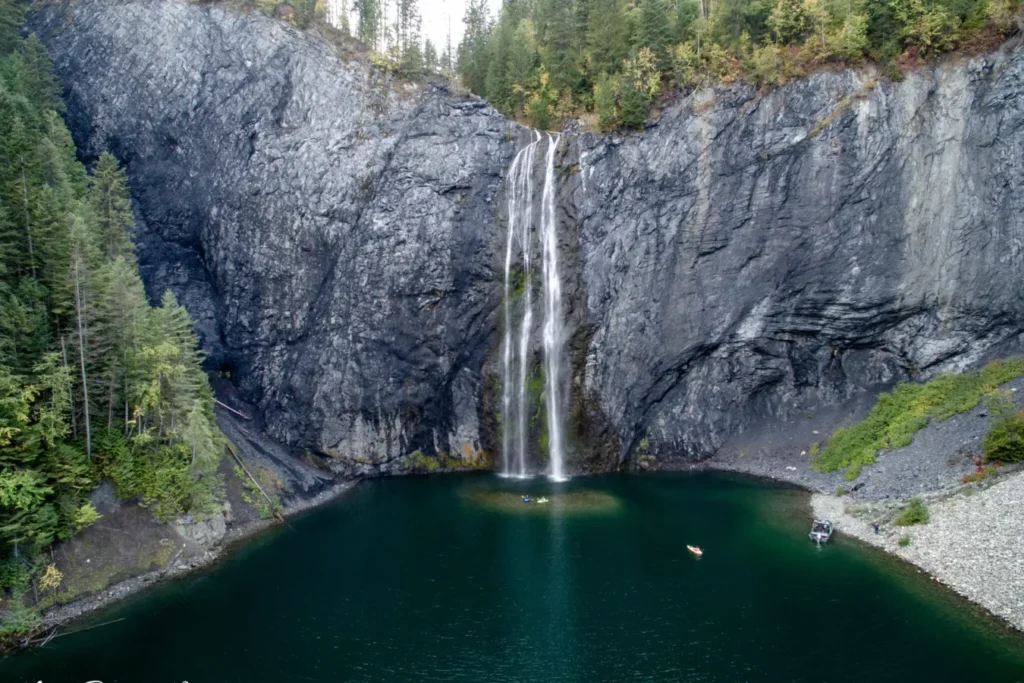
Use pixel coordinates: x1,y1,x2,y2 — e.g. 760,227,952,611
812,470,1024,631
38,480,356,631
709,449,1024,633
706,378,1024,633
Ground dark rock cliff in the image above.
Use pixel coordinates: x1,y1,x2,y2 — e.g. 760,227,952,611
563,57,1024,468
31,0,1024,477
31,0,518,478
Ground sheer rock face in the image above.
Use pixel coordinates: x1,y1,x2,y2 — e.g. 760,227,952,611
31,0,518,476
33,0,1024,475
564,57,1024,467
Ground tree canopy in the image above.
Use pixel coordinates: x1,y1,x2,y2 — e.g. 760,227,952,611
456,0,1023,131
0,0,225,626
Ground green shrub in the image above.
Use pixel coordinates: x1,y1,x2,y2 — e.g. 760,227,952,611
983,413,1024,463
894,498,930,526
0,593,41,638
898,535,912,547
815,358,1024,478
809,442,820,458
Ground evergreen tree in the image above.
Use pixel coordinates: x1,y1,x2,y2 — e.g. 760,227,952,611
636,0,674,73
507,20,540,116
355,0,381,49
458,0,491,94
90,153,135,263
0,10,227,622
423,38,438,72
485,4,518,113
586,0,630,77
0,0,24,57
542,0,580,96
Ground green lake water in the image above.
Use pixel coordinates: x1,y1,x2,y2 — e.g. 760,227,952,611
4,472,1024,682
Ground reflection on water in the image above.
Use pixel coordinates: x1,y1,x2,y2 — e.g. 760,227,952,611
465,488,622,515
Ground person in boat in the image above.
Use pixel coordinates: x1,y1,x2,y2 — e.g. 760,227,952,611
523,495,531,503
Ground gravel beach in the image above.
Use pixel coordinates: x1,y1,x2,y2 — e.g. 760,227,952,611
813,470,1024,631
713,376,1024,631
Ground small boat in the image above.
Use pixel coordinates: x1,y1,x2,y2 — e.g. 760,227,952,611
536,497,550,504
809,519,834,544
522,495,532,504
686,545,703,557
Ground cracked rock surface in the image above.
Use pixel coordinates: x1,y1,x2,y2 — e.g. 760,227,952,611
32,0,1024,474
32,0,517,476
565,58,1024,467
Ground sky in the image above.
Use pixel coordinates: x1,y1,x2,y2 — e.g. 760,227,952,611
419,0,502,53
326,0,503,56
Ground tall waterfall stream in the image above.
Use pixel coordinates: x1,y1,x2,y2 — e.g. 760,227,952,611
501,133,567,480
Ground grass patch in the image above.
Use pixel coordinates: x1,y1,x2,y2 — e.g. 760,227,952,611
898,535,912,547
894,498,930,526
814,358,1024,479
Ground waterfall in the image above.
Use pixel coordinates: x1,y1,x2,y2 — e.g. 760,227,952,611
501,133,540,478
539,134,566,481
500,132,568,481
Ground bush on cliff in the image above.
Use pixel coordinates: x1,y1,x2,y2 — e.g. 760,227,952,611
815,358,1024,480
983,413,1024,464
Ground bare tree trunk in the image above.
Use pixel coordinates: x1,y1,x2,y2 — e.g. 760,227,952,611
60,334,78,440
20,156,35,278
73,255,92,459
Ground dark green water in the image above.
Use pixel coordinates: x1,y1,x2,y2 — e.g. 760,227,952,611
4,472,1024,682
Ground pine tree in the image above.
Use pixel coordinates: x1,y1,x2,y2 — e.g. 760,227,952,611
89,153,135,263
635,0,675,74
586,0,630,77
16,35,63,114
768,0,810,44
0,12,227,598
507,19,539,116
423,38,438,72
0,0,24,57
485,6,518,113
542,0,580,96
67,216,97,459
458,0,491,94
355,0,381,49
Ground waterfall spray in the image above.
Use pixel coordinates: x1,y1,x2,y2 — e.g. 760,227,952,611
501,133,539,477
499,132,567,480
539,134,566,481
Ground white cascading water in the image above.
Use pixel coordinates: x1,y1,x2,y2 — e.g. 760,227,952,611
539,134,566,481
500,132,568,481
501,133,539,478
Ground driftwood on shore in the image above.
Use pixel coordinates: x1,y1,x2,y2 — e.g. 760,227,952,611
226,442,284,522
215,399,251,420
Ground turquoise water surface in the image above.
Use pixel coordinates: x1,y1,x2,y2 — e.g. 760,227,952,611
3,472,1024,682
